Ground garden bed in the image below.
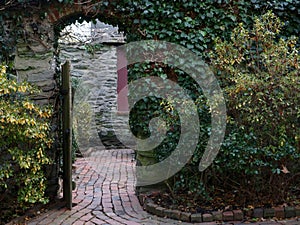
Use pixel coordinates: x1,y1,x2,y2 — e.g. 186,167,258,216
138,192,300,223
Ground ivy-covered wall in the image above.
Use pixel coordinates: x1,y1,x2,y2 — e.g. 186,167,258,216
0,0,299,197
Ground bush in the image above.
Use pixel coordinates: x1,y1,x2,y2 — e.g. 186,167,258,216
210,11,300,203
147,11,300,209
0,65,52,205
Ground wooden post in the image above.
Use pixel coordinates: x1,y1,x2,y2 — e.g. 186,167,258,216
62,61,72,210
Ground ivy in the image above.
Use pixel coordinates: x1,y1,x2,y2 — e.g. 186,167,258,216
0,0,300,210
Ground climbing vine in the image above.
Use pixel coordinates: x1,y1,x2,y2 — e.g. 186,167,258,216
0,0,300,218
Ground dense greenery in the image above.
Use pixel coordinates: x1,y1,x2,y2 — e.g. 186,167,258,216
0,0,299,216
131,11,300,208
122,0,300,55
0,0,300,63
0,65,52,205
210,11,300,204
124,1,300,207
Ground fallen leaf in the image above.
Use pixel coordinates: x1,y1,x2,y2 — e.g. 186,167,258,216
281,165,290,174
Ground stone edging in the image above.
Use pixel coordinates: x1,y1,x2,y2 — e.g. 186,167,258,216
138,194,300,223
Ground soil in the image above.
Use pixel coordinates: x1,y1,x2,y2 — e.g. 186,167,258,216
147,189,300,215
0,196,64,225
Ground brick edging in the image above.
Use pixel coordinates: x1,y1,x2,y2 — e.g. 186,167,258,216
138,194,300,223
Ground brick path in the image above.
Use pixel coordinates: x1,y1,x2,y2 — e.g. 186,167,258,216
26,149,299,225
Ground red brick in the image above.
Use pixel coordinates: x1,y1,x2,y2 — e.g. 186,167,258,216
202,213,213,222
233,209,244,220
191,213,202,222
274,207,285,219
223,211,234,221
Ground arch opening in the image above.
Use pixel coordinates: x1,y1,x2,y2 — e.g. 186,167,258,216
56,17,131,157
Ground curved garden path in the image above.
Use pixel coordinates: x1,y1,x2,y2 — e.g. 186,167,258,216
26,149,190,225
23,148,298,225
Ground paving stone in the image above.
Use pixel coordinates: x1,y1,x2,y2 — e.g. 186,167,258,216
91,217,106,224
223,211,234,221
155,206,165,217
80,213,94,221
284,218,300,225
72,220,86,225
191,213,202,223
171,210,182,220
212,211,223,221
233,209,244,221
164,209,181,220
145,202,156,214
202,213,213,222
198,221,218,225
295,206,300,217
253,208,264,218
274,207,285,219
285,206,296,218
264,208,275,218
180,212,191,222
22,149,300,225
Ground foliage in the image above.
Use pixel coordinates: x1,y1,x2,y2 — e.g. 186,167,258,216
157,94,212,202
120,0,300,57
210,11,300,203
72,78,94,153
132,11,300,207
1,0,300,64
211,11,299,154
84,43,104,55
0,65,52,205
1,0,300,212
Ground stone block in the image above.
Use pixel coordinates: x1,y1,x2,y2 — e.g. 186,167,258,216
145,202,157,215
223,211,234,221
164,209,181,220
233,209,244,221
295,206,300,217
137,194,145,205
155,206,165,217
212,211,223,221
170,210,181,220
253,208,264,218
274,207,285,219
163,209,172,219
245,208,253,217
180,212,191,222
264,208,275,218
191,213,202,223
202,213,213,222
285,206,295,218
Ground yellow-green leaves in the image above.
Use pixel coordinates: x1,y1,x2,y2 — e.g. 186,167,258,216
0,64,52,205
211,11,300,155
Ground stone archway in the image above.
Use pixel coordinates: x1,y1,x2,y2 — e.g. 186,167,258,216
10,1,134,197
58,20,130,150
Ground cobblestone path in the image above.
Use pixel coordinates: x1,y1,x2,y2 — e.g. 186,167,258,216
25,149,299,225
26,149,191,225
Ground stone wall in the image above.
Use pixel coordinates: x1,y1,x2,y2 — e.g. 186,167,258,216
60,42,125,149
2,1,132,197
14,17,56,105
59,21,132,151
9,16,60,196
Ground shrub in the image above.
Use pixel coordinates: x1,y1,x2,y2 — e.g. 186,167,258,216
147,11,300,208
210,11,300,203
0,65,52,205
